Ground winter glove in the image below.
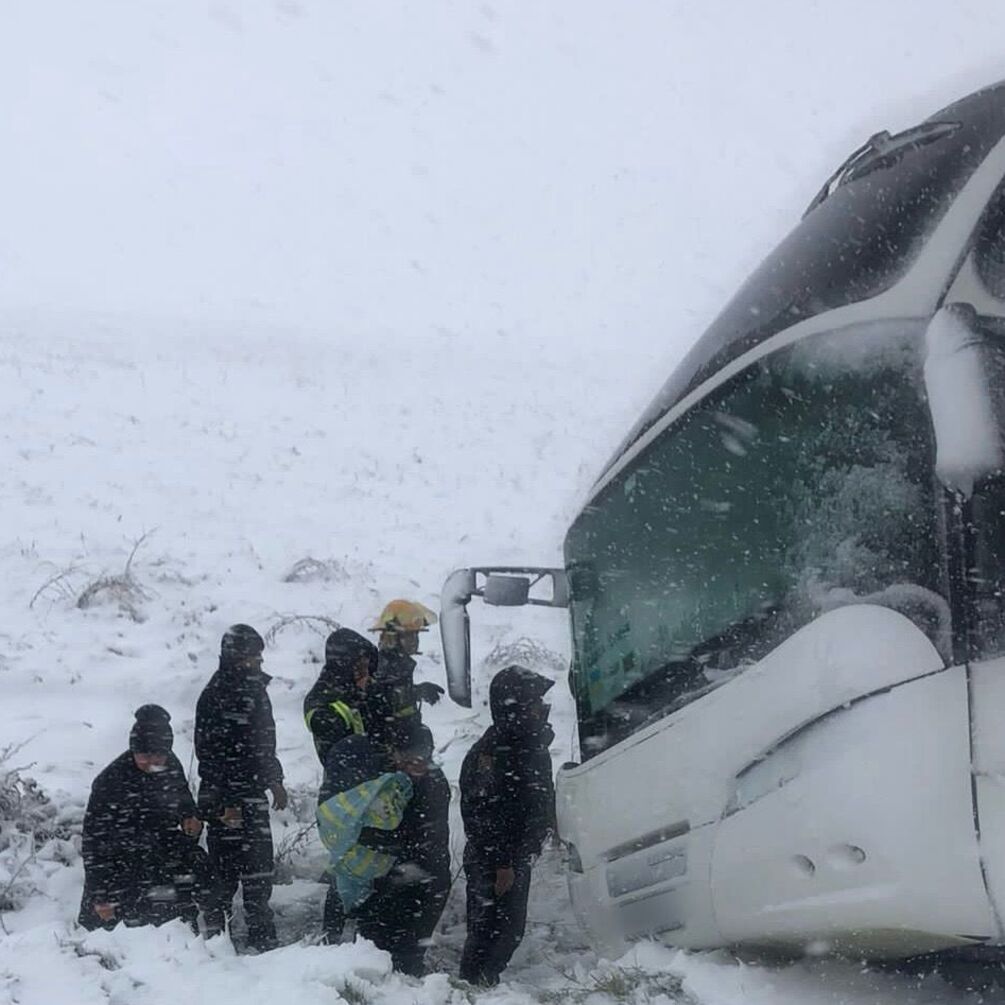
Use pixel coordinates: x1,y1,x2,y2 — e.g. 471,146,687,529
414,682,445,705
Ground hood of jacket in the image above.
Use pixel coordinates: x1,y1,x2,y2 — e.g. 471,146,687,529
489,665,555,746
322,628,378,690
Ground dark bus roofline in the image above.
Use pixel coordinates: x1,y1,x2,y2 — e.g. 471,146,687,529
597,80,1005,485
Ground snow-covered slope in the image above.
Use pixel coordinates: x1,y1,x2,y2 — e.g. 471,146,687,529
2,325,1001,1005
6,1,1005,1002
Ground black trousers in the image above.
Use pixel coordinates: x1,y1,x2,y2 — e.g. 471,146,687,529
206,795,276,950
79,832,218,932
458,858,532,986
355,861,451,976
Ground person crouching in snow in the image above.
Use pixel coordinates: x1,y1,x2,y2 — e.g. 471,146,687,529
78,705,219,933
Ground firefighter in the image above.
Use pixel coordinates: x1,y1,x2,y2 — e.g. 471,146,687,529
458,666,556,986
368,599,444,734
195,624,287,952
78,705,219,933
305,628,379,942
304,628,378,769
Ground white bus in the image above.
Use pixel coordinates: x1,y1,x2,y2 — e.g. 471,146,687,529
441,82,1005,959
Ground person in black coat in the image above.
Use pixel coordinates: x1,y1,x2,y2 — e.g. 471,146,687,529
78,705,218,932
353,719,451,976
368,600,444,737
304,628,378,771
319,720,450,975
458,666,556,986
308,629,381,943
195,624,287,951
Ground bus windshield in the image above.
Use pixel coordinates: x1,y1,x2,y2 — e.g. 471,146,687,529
566,321,949,758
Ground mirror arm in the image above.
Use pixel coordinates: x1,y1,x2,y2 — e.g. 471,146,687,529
440,569,477,706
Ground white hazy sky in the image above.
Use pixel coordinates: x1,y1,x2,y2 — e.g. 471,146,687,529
2,1,1005,371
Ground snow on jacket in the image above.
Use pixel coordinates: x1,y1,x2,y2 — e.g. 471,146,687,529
372,648,419,729
460,723,555,868
80,750,197,906
195,659,283,817
393,764,451,877
304,628,376,766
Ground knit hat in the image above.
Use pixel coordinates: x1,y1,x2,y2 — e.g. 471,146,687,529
220,623,265,662
129,704,174,755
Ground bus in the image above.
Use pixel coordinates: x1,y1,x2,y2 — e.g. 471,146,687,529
440,81,1005,958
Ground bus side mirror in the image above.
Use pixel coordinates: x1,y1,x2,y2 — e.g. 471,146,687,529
483,575,530,606
440,567,569,707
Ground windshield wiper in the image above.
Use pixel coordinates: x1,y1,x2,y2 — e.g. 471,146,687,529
803,120,960,218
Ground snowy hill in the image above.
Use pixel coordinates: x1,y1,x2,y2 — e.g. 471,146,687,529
1,324,998,1005
0,322,612,1001
6,1,1005,1002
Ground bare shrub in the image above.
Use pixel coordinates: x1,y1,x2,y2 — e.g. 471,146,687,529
0,742,70,928
75,531,156,623
283,557,350,584
480,636,567,678
273,821,319,885
0,743,59,845
273,783,326,884
263,613,341,647
537,960,692,1004
76,575,151,623
29,564,85,610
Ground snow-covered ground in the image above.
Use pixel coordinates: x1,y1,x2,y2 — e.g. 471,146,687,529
3,326,1004,1005
7,1,1005,1002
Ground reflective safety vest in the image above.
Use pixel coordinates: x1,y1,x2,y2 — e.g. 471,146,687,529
305,700,365,736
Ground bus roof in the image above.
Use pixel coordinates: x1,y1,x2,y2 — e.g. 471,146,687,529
601,80,1005,481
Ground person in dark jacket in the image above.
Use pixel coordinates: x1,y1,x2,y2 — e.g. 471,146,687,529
368,600,444,736
317,732,396,942
354,719,451,976
304,628,378,770
458,666,556,986
318,720,450,974
78,705,218,933
308,628,382,942
195,624,287,951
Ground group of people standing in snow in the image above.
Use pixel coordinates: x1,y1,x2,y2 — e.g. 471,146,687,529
77,598,556,986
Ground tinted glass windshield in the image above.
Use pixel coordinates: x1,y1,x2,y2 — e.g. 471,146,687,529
566,322,948,758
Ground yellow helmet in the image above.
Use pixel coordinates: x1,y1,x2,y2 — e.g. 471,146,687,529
370,599,438,633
